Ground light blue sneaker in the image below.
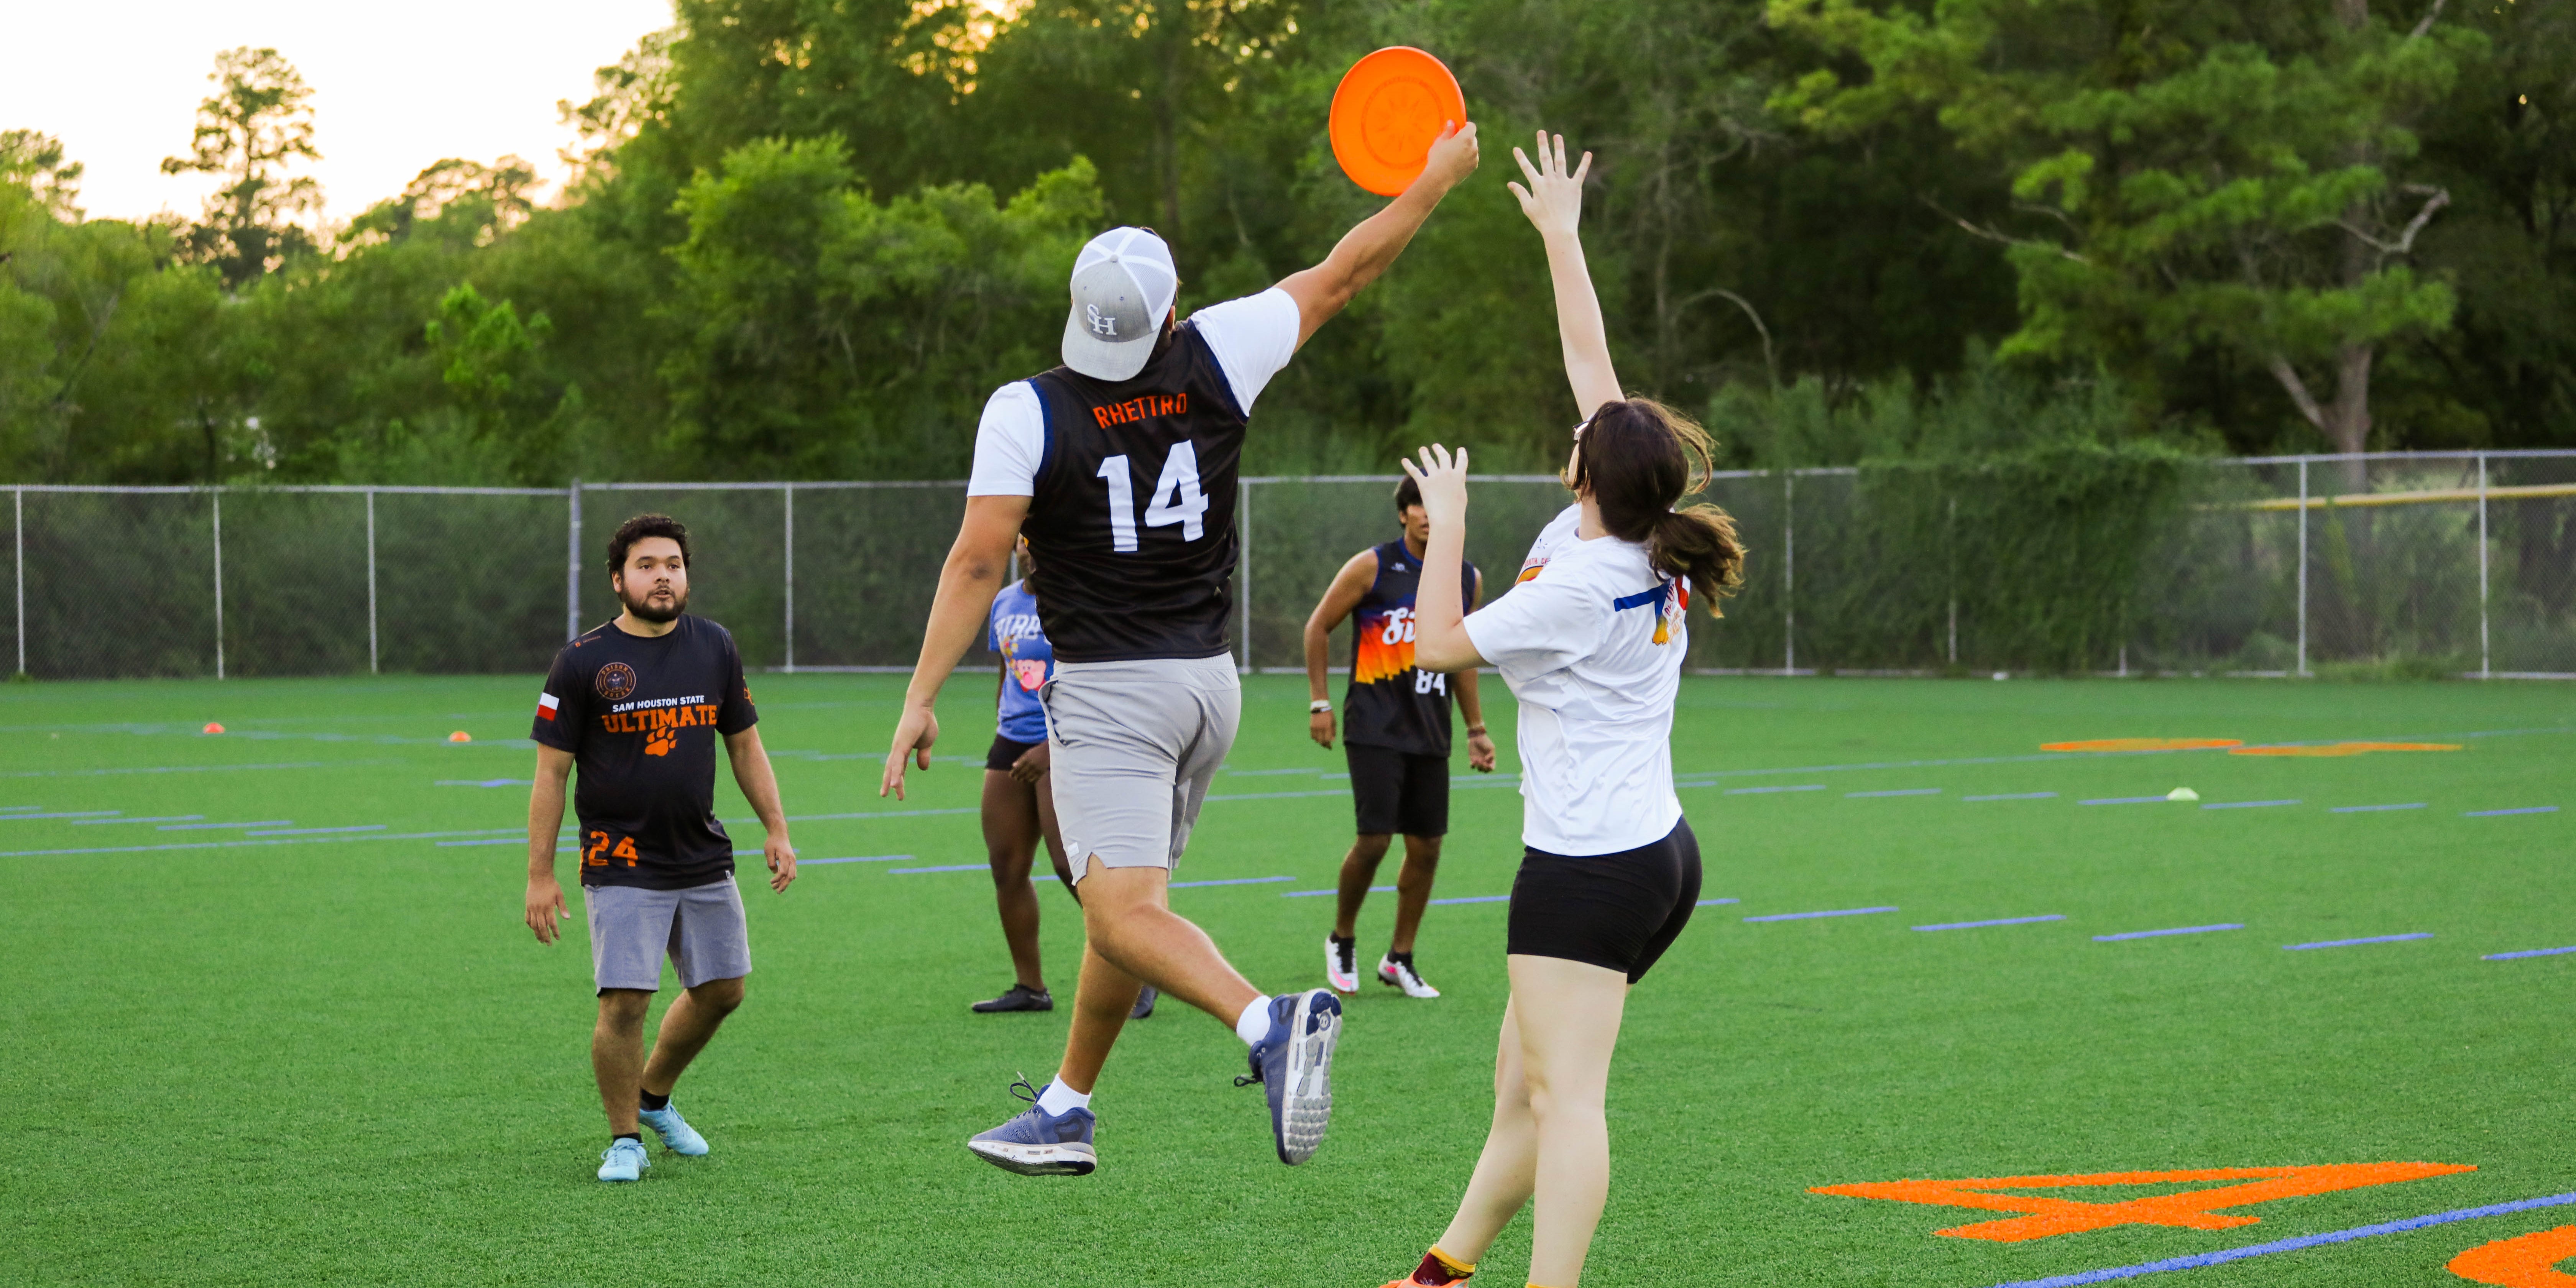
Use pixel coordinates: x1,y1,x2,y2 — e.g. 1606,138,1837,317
597,1137,649,1182
1237,988,1342,1165
966,1078,1097,1176
638,1102,709,1156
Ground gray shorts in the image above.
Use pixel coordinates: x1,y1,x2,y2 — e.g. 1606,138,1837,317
582,877,752,993
1042,653,1240,885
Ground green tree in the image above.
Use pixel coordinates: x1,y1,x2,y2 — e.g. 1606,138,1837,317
161,46,325,287
1772,0,2483,457
660,138,1102,476
0,130,84,219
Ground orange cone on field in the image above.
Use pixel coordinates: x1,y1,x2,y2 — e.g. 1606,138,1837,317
448,730,472,743
202,722,224,734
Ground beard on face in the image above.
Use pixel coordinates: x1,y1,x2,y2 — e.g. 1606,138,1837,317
618,578,688,623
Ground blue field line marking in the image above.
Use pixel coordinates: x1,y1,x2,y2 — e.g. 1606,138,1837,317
1982,1189,2576,1288
2331,802,2428,813
2203,799,2302,810
759,854,914,866
1224,767,1327,777
2284,932,2433,950
5,828,563,858
157,820,292,830
719,807,982,826
1697,897,1740,906
247,824,387,836
1431,895,1510,905
1201,789,1349,802
2486,945,2576,961
0,805,38,811
1915,914,2065,932
1745,905,1899,923
1727,784,1825,795
437,778,531,788
1847,788,1941,798
2466,805,2559,817
1169,876,1291,889
889,864,986,874
2094,923,2244,941
1963,792,2056,802
1285,886,1392,897
71,815,205,825
0,810,119,821
2080,796,2170,805
0,760,338,779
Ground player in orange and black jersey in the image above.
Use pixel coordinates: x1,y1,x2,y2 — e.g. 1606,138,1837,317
519,513,798,1184
1303,475,1497,1001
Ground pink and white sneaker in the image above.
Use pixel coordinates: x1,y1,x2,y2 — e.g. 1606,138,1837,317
1325,935,1360,994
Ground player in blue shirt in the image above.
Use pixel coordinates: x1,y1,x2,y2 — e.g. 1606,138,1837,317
974,539,1159,1019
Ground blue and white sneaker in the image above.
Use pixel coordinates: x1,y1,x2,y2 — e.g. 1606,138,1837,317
638,1102,709,1156
966,1078,1097,1176
597,1136,649,1182
1237,988,1343,1165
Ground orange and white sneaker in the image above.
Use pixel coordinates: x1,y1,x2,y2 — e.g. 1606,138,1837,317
1377,952,1440,999
1325,935,1360,994
1381,1249,1475,1286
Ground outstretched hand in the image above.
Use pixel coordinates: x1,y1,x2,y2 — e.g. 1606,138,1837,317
1508,131,1590,238
1417,120,1482,195
1399,443,1471,530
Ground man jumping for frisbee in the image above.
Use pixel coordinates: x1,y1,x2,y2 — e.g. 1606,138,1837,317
882,120,1480,1175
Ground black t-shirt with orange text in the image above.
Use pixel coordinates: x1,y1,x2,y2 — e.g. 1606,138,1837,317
532,614,757,890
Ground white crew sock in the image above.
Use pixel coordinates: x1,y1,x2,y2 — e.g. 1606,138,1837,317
1235,996,1275,1046
1037,1079,1091,1116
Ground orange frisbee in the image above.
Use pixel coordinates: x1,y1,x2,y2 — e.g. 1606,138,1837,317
1328,47,1465,196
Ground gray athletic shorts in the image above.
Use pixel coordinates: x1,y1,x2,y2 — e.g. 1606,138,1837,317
582,876,751,993
1042,652,1240,885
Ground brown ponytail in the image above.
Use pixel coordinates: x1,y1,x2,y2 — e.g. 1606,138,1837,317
1569,398,1748,616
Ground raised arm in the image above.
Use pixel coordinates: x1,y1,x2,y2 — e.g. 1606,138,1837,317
882,495,1028,799
1402,445,1487,674
1303,549,1379,749
1277,123,1482,349
1508,131,1620,421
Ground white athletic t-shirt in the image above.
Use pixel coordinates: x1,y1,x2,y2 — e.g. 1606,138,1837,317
966,288,1303,496
1464,507,1688,856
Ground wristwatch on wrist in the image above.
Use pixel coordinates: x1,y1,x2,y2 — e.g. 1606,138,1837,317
1310,699,1332,714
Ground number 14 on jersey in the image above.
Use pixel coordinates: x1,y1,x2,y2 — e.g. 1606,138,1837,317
1099,442,1209,552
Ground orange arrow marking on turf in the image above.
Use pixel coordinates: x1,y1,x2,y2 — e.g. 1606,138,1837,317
1813,1162,2477,1242
2450,1226,2576,1286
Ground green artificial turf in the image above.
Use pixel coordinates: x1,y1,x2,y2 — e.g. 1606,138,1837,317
1,672,2570,1287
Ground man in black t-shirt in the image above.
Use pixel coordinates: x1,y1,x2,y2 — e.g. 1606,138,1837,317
522,513,797,1184
1303,474,1497,1002
881,121,1482,1178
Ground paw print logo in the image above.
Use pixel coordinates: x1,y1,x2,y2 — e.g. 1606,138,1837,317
644,730,677,757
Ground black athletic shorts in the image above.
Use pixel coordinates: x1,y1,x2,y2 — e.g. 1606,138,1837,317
1506,818,1702,982
986,733,1042,773
1346,741,1449,837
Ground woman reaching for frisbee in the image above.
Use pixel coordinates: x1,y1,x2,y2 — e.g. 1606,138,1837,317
1379,132,1745,1288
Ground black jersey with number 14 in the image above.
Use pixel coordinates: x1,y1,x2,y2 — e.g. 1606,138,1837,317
1022,320,1245,663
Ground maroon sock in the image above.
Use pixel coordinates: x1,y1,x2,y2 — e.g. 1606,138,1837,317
1410,1250,1472,1285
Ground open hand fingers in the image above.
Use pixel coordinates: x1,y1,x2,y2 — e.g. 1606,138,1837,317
1513,145,1543,188
1573,150,1592,186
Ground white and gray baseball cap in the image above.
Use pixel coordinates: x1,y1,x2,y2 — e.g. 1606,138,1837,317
1060,227,1178,381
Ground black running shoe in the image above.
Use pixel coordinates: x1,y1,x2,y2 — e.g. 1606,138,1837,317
971,984,1053,1013
1130,985,1158,1019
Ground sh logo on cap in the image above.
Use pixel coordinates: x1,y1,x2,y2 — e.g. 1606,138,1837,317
1061,227,1178,382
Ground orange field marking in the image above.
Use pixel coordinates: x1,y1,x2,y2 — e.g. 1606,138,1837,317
2450,1225,2576,1285
2042,738,2244,752
2230,741,2464,757
1812,1162,2477,1242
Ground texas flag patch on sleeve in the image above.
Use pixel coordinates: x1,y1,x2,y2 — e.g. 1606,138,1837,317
536,693,560,722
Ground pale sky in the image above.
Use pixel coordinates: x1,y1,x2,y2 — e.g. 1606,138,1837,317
2,0,675,224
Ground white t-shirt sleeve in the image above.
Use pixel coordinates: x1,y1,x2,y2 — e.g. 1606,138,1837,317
965,382,1046,497
1186,288,1301,414
1464,564,1609,681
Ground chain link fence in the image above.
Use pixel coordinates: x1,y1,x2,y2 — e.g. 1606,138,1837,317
9,452,2571,680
